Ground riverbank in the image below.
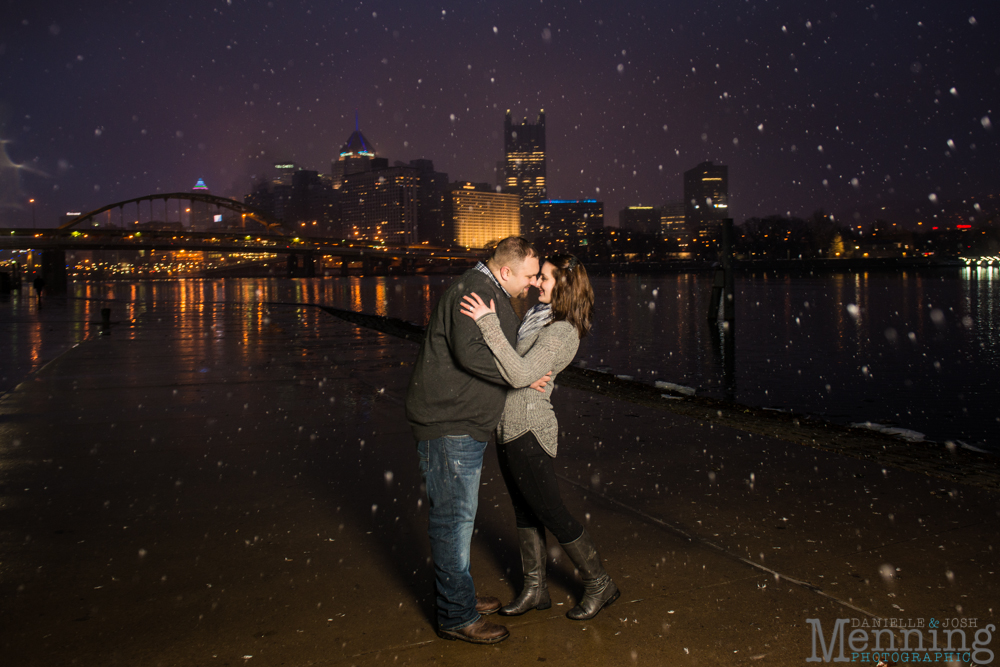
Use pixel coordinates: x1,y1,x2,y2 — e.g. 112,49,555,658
315,304,999,492
1,300,996,667
6,285,996,485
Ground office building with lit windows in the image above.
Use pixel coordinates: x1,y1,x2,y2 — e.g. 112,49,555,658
684,161,729,246
449,182,520,249
290,170,339,236
331,119,377,188
619,205,661,235
341,165,420,244
245,167,339,236
502,110,546,229
533,199,603,239
659,201,686,242
407,159,451,245
273,162,297,187
245,178,291,227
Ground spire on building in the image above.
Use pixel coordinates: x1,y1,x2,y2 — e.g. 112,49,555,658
339,113,375,158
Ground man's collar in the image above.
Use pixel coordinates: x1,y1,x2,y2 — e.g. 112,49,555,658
475,261,510,297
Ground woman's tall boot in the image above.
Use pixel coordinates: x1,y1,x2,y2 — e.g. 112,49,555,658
560,529,620,620
500,527,552,615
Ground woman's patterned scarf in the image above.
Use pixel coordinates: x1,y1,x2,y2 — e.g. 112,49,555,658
517,303,553,344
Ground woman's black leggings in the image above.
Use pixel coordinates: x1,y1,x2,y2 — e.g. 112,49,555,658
496,431,584,544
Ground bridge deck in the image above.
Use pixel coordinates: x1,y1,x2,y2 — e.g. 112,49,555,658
0,228,479,259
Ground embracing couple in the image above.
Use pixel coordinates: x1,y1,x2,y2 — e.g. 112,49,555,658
405,236,620,644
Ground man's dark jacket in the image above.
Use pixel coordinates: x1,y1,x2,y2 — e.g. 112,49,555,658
405,267,520,443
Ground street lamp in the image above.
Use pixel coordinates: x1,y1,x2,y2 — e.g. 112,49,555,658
29,198,36,228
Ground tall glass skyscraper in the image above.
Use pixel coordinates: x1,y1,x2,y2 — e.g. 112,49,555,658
502,110,546,230
683,161,729,249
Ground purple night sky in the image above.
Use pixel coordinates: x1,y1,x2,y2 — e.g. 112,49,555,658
1,0,996,229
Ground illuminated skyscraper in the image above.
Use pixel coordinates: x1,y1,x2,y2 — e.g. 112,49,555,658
189,178,214,231
503,110,546,229
290,170,339,237
659,201,686,244
449,182,520,249
341,165,419,244
273,162,297,187
331,117,377,188
535,200,604,238
408,159,451,245
683,161,729,247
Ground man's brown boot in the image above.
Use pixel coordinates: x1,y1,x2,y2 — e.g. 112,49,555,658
437,617,510,644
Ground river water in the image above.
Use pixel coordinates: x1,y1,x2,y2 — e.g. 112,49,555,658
2,268,997,452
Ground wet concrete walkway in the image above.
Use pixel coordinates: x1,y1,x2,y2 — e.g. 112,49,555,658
1,302,997,666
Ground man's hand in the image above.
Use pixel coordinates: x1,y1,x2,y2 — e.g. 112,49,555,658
529,372,552,393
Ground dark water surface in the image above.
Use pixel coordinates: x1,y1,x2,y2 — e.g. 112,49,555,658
2,268,997,452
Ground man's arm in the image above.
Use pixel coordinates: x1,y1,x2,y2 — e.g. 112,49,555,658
529,373,550,392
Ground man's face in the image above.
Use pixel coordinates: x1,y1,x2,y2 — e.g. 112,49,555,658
504,255,540,297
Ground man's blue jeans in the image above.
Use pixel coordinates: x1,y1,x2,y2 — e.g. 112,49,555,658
417,435,487,631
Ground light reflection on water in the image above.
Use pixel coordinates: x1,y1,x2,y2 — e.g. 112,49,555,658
747,269,996,448
2,270,997,450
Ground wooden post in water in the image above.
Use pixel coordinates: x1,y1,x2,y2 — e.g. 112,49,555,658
707,218,736,400
708,272,724,322
722,218,735,321
707,218,735,322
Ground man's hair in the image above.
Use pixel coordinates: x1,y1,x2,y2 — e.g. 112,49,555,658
547,254,594,338
486,236,537,269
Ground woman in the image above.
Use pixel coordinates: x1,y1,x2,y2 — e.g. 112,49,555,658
459,254,620,621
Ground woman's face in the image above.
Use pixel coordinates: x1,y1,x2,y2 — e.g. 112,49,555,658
536,262,557,304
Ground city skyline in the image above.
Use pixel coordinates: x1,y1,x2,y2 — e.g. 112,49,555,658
1,1,996,230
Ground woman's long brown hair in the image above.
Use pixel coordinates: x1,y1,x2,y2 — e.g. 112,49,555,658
547,254,594,338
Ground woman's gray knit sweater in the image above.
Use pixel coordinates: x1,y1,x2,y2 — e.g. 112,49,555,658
474,312,579,457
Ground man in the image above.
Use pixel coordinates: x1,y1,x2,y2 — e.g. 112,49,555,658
406,236,542,644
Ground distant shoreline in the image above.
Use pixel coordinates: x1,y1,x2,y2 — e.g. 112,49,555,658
57,256,972,281
587,256,967,275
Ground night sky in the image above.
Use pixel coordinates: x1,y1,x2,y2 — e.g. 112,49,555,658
1,0,996,230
